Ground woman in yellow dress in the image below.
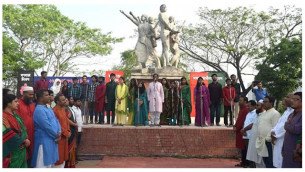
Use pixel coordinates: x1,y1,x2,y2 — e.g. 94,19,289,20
115,77,129,126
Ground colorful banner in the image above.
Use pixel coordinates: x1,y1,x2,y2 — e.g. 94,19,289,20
18,71,34,97
34,76,92,89
33,70,124,89
105,71,124,83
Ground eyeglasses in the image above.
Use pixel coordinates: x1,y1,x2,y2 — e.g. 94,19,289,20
291,98,301,101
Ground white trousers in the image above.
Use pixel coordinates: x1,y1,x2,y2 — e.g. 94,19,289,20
53,162,65,168
256,160,265,168
36,145,54,168
233,102,239,121
150,112,160,125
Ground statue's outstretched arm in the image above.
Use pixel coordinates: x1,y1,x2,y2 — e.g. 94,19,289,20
129,12,140,23
120,10,139,26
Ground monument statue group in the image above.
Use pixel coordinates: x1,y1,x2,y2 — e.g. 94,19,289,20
120,4,181,69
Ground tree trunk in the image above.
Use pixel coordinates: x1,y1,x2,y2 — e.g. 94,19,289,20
56,59,60,77
236,70,245,93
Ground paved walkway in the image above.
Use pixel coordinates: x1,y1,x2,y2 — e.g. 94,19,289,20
76,156,241,168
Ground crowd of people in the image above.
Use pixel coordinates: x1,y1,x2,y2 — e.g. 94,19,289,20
233,93,302,168
2,71,302,168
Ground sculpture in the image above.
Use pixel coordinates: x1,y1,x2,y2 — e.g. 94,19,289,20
120,10,161,68
169,16,180,68
120,4,180,69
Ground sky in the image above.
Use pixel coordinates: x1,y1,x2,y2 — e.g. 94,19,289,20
1,0,304,85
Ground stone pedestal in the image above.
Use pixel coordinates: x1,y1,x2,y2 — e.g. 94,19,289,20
131,66,185,87
131,66,185,80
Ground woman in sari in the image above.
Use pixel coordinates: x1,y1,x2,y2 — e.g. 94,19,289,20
127,78,137,125
65,97,77,168
178,77,192,125
115,77,129,126
160,78,169,125
134,81,149,126
3,94,30,168
194,77,210,127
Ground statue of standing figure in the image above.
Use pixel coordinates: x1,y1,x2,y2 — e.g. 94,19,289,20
120,10,161,69
120,4,180,69
169,16,180,68
158,4,179,67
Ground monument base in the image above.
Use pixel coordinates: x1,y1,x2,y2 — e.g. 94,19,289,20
78,125,239,158
131,66,185,85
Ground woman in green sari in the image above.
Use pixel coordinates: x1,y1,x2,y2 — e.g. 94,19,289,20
178,77,192,125
3,94,30,168
134,81,149,126
127,79,137,125
160,78,169,125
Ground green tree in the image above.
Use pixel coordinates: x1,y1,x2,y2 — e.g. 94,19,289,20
2,32,44,91
179,6,301,93
255,38,302,109
3,4,123,77
112,50,137,82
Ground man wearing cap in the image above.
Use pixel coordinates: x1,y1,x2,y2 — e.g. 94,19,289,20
246,99,266,168
15,86,36,165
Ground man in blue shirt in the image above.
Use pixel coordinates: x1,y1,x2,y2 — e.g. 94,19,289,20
251,81,268,102
31,89,62,168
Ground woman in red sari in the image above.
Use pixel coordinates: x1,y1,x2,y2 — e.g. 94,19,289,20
3,94,30,168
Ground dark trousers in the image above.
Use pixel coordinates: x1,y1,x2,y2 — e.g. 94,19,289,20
107,110,115,124
76,132,82,159
263,141,275,168
88,101,98,123
224,105,233,125
244,139,256,167
77,132,82,146
210,102,221,124
98,109,105,124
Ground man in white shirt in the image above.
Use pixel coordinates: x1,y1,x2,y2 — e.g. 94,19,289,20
246,100,265,168
256,96,281,168
72,97,83,161
271,94,294,168
241,100,257,167
147,73,164,126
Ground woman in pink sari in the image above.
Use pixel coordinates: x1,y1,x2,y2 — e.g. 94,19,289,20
194,77,210,127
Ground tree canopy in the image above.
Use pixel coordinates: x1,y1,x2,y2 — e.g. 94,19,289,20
3,4,123,78
179,6,302,94
255,37,302,107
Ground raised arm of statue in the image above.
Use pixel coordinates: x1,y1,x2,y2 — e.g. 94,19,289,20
120,10,139,26
129,12,140,24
